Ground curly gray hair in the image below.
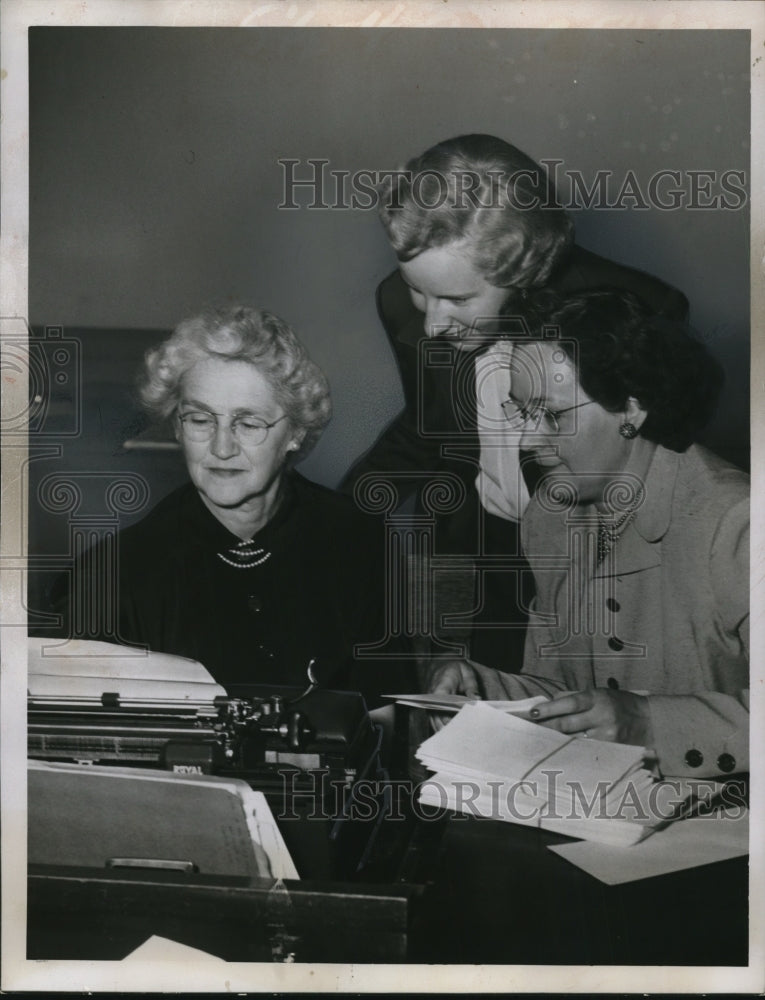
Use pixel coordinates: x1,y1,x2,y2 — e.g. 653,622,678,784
139,305,332,458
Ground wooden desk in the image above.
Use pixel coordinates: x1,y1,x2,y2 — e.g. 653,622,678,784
26,703,749,966
27,865,419,963
26,779,423,963
404,813,749,966
28,806,748,966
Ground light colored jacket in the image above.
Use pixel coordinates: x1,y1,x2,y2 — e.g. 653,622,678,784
475,443,749,779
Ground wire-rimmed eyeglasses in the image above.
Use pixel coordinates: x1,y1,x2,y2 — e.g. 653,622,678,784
500,399,597,434
177,410,289,446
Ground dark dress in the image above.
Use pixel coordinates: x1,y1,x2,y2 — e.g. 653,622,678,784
340,245,689,670
53,472,410,707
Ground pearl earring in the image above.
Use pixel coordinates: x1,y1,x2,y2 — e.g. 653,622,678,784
619,422,638,439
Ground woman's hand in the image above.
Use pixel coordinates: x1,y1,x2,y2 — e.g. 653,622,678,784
427,659,481,697
426,659,482,732
530,687,655,748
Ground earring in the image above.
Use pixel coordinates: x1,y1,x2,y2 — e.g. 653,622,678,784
619,422,638,439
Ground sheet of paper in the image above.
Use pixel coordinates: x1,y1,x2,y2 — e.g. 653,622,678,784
419,774,649,847
386,692,548,718
548,808,749,883
28,637,228,700
28,637,220,683
28,673,227,702
417,702,646,792
123,935,226,963
246,787,300,880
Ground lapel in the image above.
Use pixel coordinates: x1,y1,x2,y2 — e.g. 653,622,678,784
593,444,679,579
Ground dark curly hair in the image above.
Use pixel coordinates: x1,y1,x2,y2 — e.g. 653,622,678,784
526,289,723,452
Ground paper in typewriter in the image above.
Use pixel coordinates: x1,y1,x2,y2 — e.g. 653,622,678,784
417,702,655,846
27,638,228,702
28,760,298,880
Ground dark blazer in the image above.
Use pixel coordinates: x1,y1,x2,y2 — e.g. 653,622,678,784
341,245,689,509
339,245,688,670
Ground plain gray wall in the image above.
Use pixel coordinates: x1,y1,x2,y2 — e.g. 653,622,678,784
30,27,750,485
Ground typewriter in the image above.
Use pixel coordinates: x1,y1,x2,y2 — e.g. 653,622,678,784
27,638,389,878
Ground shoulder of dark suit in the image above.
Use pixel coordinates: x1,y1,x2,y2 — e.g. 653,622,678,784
550,245,689,321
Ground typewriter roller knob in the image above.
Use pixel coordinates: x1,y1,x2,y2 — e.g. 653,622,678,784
286,709,312,751
264,709,312,751
287,710,301,751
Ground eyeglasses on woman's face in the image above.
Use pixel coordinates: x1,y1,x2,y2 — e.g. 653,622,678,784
177,409,289,447
500,398,597,434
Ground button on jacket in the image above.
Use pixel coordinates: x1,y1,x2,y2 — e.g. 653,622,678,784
473,443,749,779
340,247,688,670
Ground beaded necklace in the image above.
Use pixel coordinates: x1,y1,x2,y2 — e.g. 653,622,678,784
596,487,644,564
217,538,271,568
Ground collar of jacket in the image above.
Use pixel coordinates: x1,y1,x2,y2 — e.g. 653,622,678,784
593,442,680,578
630,442,679,542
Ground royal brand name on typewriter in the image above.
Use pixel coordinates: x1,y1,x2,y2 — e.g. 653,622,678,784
27,639,383,803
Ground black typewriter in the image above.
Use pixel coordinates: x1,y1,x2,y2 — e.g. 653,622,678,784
27,641,390,878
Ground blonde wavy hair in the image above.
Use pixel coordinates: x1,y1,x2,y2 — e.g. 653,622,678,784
379,133,574,293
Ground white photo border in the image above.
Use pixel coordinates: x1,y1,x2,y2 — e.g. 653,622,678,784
2,0,763,993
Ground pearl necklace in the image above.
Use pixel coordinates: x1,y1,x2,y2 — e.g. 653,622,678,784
217,538,272,569
596,487,644,564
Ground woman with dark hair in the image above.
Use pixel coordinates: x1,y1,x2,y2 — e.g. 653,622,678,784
342,134,688,670
429,290,748,780
56,305,407,703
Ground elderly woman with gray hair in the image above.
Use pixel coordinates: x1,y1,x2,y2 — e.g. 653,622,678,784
60,305,403,701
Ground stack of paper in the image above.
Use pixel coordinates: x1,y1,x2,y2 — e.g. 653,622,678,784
416,702,656,846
